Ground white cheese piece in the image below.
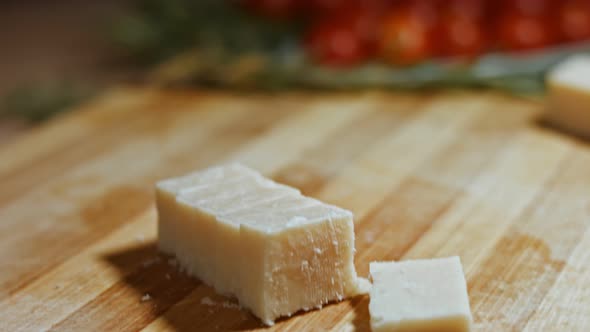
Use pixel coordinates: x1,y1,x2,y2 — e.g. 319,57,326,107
369,257,472,332
546,55,590,138
156,163,367,325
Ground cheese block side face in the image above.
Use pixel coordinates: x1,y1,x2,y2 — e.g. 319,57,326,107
546,56,590,138
176,176,265,204
158,191,227,288
546,81,590,138
236,224,270,323
369,257,472,332
156,163,251,261
155,187,179,253
239,213,363,325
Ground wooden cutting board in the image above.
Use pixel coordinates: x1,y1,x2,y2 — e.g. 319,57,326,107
1,87,589,332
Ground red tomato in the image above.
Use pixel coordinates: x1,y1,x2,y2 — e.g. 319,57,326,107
379,8,433,65
500,0,554,16
306,0,347,12
305,16,371,66
436,15,488,58
400,0,439,28
340,6,381,45
496,12,557,51
559,0,590,42
445,0,488,20
240,0,301,18
305,0,386,14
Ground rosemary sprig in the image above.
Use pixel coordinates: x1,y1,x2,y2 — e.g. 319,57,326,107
1,82,92,122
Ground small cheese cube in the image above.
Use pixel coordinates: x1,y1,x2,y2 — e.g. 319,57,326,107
369,257,472,332
156,163,368,325
546,55,590,138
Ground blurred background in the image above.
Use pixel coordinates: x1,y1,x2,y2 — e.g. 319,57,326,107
2,0,590,142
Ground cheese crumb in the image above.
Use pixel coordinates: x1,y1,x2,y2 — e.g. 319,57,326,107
221,301,240,309
201,297,216,306
142,257,161,267
200,297,240,310
301,260,310,270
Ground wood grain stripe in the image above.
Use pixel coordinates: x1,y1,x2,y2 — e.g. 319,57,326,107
0,103,282,296
226,94,375,175
355,95,536,271
50,246,198,332
0,89,165,205
472,152,590,331
0,211,157,332
405,130,572,265
523,229,590,331
0,88,151,176
273,95,421,195
317,94,493,220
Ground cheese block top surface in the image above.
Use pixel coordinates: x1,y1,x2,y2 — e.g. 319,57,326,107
161,163,352,233
547,55,590,90
177,176,297,204
179,189,305,216
157,163,262,194
220,203,352,231
369,257,471,323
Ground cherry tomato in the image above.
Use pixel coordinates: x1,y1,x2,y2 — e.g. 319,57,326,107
305,0,356,13
306,0,345,12
379,8,433,65
240,0,301,19
436,15,488,59
342,6,381,46
400,0,439,29
304,0,384,13
445,0,488,20
559,0,590,42
305,16,371,66
500,0,554,16
496,11,557,51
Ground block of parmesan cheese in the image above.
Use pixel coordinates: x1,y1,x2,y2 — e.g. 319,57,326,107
369,257,472,332
546,55,590,138
156,163,368,325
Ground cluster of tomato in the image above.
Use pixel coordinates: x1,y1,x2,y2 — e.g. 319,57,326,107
239,0,590,67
